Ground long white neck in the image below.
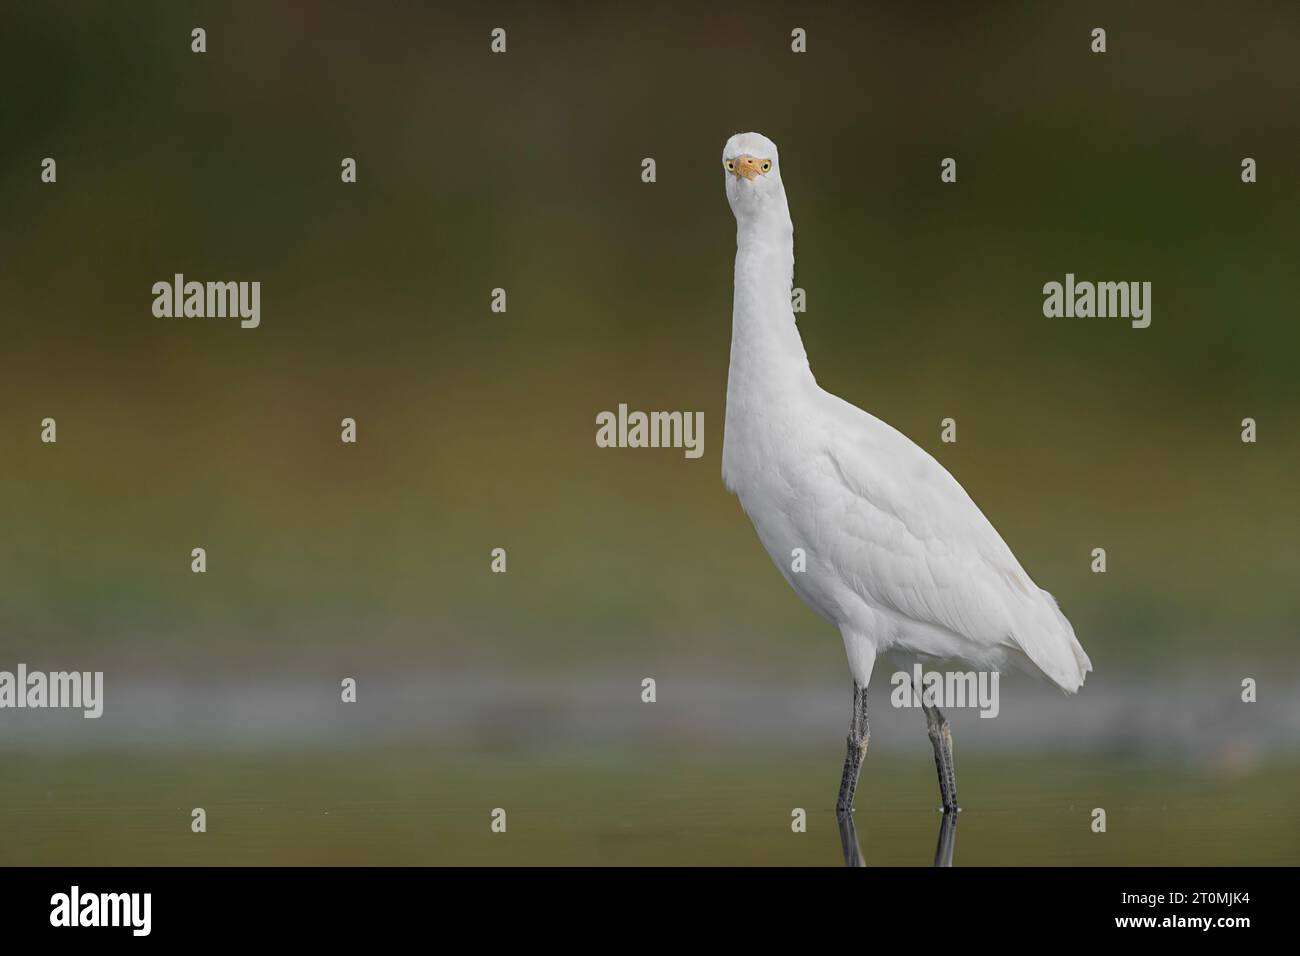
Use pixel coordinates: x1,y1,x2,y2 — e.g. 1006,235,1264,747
722,188,815,489
726,191,813,408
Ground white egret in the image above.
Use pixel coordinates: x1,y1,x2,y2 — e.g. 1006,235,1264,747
719,132,1091,816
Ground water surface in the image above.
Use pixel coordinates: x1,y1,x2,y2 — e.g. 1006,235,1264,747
3,749,1295,865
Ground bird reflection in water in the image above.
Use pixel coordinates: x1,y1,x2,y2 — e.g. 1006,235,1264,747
836,810,958,867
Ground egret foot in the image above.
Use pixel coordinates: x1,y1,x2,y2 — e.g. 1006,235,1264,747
834,681,870,814
923,702,960,813
932,806,958,867
837,809,865,867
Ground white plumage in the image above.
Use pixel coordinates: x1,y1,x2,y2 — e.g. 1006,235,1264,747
720,131,1091,707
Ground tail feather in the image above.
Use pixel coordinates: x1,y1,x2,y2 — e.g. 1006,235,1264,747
1013,589,1091,693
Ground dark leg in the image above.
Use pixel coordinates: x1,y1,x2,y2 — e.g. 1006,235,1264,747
932,805,958,866
922,702,959,813
837,810,865,867
835,681,870,815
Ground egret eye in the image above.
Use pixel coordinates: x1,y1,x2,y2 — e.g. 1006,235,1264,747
760,160,772,173
724,159,736,172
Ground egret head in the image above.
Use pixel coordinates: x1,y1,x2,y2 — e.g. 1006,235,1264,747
722,132,785,221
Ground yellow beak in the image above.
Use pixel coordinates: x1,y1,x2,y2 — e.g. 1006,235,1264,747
733,155,765,181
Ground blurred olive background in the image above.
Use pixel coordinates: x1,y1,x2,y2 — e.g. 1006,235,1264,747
1,1,1297,865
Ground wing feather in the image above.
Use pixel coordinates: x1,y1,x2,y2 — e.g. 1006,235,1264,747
801,396,1090,691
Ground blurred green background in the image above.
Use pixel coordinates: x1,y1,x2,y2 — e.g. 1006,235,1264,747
1,1,1297,864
